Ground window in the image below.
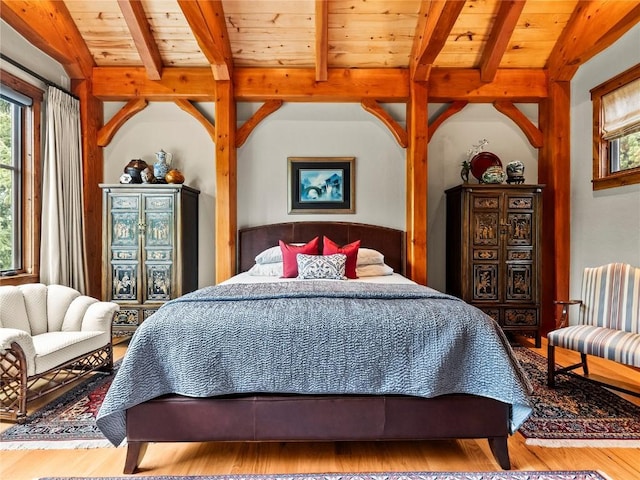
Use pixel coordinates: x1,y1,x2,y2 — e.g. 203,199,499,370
0,70,42,284
591,64,640,190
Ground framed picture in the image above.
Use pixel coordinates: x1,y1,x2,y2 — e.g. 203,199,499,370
288,157,355,214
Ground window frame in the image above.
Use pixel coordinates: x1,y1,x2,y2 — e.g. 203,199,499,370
590,63,640,190
0,70,43,286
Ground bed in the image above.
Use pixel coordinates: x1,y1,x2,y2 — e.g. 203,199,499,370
96,221,532,474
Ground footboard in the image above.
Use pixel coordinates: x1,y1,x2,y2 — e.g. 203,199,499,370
124,393,511,473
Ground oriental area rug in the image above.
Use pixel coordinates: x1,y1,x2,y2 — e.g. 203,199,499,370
514,347,640,447
2,349,639,450
37,472,610,480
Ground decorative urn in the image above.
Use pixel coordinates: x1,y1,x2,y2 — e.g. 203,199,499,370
506,161,525,184
481,165,507,184
165,169,185,184
124,159,148,184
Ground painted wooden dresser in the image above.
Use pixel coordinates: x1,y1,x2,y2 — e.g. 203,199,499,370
100,184,199,334
445,184,544,347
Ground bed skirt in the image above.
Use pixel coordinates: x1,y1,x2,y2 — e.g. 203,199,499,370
124,392,512,473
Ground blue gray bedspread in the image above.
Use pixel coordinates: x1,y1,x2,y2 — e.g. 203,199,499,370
97,281,532,446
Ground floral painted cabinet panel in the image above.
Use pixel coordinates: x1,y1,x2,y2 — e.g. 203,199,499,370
101,184,200,334
445,184,543,347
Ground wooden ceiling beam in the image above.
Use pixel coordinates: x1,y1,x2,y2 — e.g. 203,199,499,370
236,100,283,148
361,99,408,148
547,0,640,81
428,100,468,142
0,0,94,79
174,99,216,141
92,67,550,103
92,67,217,100
480,0,526,83
178,0,232,81
428,68,548,102
493,100,543,148
411,0,466,82
315,0,329,82
97,98,148,147
117,0,163,81
233,68,410,102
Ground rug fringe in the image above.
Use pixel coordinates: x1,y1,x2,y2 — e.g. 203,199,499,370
525,438,640,448
0,439,126,451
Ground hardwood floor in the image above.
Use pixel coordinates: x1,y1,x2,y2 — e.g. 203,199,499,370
1,336,639,480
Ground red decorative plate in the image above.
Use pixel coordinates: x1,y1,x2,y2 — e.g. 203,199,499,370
470,152,502,181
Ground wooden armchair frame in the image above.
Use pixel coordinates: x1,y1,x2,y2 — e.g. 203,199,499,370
0,341,113,423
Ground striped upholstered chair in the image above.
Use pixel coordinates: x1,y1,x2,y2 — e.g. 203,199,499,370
547,263,640,395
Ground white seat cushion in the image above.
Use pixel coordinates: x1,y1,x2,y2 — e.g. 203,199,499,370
31,331,110,374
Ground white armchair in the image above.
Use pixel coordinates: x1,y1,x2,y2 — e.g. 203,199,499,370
0,284,119,422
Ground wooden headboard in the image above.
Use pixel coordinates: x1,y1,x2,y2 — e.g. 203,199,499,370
238,222,406,275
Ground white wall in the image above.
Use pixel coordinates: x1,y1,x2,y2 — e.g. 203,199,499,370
569,24,640,300
237,102,406,229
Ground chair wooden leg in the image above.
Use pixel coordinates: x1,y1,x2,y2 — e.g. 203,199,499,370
581,353,589,376
547,343,556,387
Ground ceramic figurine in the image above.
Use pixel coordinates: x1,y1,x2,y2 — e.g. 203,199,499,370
141,167,157,184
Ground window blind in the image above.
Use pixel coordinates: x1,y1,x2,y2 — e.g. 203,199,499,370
602,77,640,140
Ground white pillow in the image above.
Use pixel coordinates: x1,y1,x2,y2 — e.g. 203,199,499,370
356,263,394,277
254,246,282,265
297,253,346,280
248,262,283,277
357,248,385,266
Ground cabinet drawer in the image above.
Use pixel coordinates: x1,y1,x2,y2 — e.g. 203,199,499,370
113,309,140,328
504,309,538,326
481,308,500,323
145,195,173,210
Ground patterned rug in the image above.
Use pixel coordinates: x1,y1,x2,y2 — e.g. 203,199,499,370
0,361,122,450
514,347,640,447
2,349,639,450
36,472,609,480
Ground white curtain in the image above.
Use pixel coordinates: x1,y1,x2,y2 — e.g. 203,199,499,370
40,86,87,293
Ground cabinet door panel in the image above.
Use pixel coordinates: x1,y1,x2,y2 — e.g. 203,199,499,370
111,211,139,246
507,213,533,246
473,264,499,300
145,212,173,247
147,264,172,301
473,212,499,246
112,264,138,300
506,264,532,301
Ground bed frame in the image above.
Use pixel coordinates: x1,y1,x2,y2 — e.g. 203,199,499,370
123,222,512,473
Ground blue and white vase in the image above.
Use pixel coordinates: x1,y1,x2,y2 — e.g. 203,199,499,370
153,149,172,183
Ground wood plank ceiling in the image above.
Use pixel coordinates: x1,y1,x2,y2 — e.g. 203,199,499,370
64,0,577,73
1,0,639,332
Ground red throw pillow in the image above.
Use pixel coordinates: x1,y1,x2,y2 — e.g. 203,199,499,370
279,237,320,278
323,237,360,279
